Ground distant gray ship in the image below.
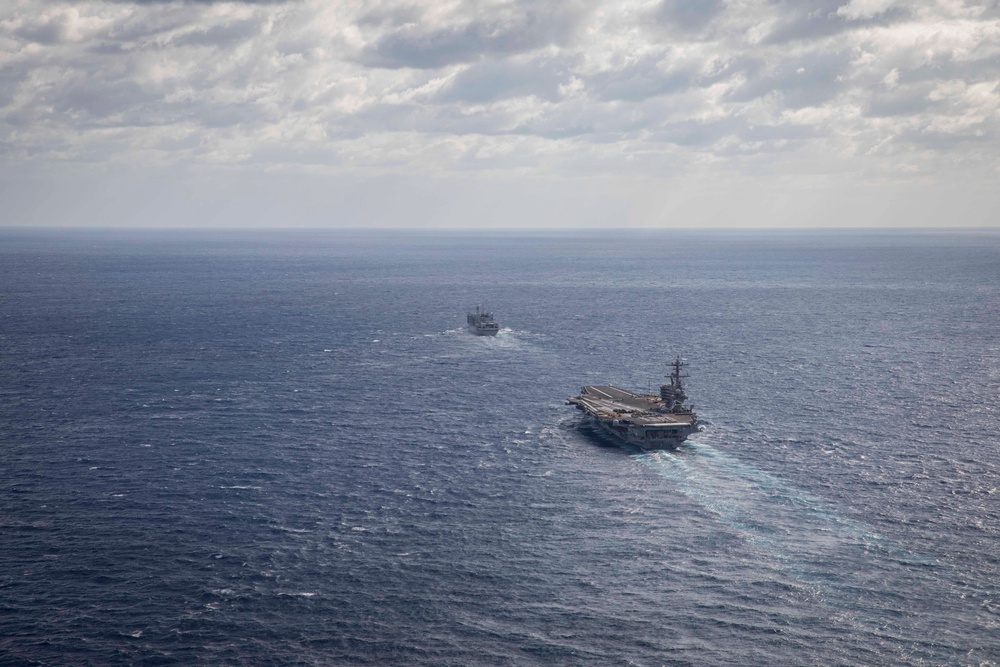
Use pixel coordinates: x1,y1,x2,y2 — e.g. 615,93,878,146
467,306,500,336
568,357,700,449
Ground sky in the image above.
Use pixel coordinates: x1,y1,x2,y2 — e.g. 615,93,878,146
1,0,999,229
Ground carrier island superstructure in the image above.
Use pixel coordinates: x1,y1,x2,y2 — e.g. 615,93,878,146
567,357,700,449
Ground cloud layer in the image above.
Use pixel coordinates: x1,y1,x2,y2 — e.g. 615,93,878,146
1,0,998,226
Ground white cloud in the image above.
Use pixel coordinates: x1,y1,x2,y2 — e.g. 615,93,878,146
837,0,903,21
0,0,998,227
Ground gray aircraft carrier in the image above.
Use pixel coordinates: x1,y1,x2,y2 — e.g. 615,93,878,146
568,357,700,449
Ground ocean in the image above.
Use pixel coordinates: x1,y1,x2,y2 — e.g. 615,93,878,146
1,229,998,665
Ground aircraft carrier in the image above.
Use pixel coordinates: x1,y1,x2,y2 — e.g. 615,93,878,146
568,357,700,449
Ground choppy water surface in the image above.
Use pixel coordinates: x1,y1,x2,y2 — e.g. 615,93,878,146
2,229,999,665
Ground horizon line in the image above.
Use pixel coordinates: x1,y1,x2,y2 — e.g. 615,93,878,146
1,225,998,234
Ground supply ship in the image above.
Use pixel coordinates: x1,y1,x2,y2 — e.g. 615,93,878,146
567,357,700,449
467,306,500,336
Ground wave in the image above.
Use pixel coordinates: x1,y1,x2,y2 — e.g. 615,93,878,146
634,438,971,658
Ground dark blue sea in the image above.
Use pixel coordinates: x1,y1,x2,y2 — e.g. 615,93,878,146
2,229,999,666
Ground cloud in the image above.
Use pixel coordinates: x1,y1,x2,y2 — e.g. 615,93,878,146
107,0,294,3
866,83,938,117
586,55,697,102
762,0,911,44
0,0,997,218
14,13,72,44
49,79,163,123
170,18,264,48
837,0,906,21
726,50,852,109
359,1,589,69
435,57,572,103
654,0,725,32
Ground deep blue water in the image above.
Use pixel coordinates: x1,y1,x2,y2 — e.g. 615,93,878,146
2,229,999,666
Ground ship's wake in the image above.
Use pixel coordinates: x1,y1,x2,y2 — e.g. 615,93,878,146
636,439,966,654
639,441,887,563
